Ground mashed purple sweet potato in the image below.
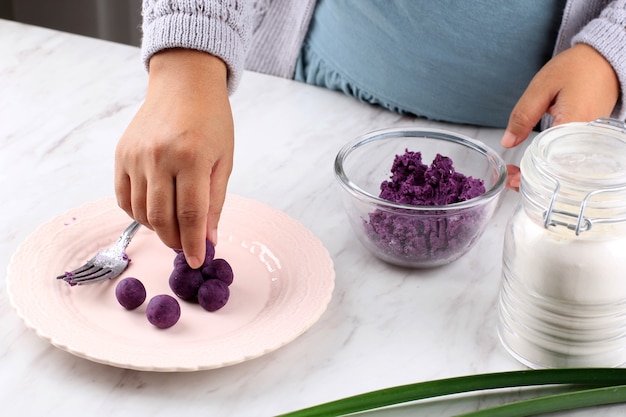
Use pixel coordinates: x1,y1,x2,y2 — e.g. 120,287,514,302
380,151,485,205
364,150,486,266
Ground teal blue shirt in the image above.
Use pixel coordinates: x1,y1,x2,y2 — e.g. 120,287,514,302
295,0,567,128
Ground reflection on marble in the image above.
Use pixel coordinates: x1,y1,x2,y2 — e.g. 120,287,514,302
1,18,624,417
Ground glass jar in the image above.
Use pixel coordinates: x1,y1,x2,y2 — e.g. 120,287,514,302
498,118,626,368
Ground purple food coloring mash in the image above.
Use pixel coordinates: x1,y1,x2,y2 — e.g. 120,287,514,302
365,150,486,264
380,151,485,205
62,271,78,286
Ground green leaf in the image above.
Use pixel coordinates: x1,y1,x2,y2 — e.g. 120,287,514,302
277,368,626,417
458,384,626,417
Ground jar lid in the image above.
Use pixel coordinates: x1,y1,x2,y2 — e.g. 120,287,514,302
521,118,626,235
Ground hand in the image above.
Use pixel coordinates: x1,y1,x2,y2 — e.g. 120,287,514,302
501,43,619,190
115,49,234,268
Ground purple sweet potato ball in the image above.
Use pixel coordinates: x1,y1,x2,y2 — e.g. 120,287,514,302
201,240,216,268
173,251,186,267
197,279,230,312
172,240,216,268
169,263,204,301
201,258,234,286
115,277,146,310
146,294,181,329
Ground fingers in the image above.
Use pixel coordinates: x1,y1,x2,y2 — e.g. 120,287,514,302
115,158,211,269
114,162,133,218
176,165,212,269
115,130,231,270
146,174,179,249
502,77,556,149
115,138,151,229
506,165,521,192
503,44,619,149
206,157,233,246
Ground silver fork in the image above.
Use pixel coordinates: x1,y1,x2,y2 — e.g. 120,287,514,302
56,220,141,286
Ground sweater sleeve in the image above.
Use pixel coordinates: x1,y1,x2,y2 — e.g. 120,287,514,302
572,0,626,120
141,0,251,94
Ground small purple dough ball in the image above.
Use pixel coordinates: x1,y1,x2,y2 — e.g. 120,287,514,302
146,294,181,329
201,240,216,268
201,258,234,286
172,240,215,268
173,251,186,267
169,264,204,301
115,277,146,310
197,279,230,312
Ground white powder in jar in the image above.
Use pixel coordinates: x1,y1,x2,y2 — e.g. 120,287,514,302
515,215,626,304
500,119,626,368
499,208,626,368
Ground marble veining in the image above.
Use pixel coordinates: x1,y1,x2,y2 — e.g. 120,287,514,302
1,18,624,416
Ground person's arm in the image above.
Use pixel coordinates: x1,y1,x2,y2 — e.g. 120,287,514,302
502,0,625,189
115,1,250,268
115,49,232,269
141,0,250,93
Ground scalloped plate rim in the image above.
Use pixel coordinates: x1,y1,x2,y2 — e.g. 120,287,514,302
6,195,335,372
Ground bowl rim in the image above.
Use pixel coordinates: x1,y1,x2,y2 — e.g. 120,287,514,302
334,127,508,211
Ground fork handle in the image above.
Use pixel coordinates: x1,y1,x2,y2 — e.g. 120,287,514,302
116,220,141,249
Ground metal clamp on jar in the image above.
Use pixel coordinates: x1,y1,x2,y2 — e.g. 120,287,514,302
498,118,626,368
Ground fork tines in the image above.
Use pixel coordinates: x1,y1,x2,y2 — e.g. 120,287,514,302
56,261,110,285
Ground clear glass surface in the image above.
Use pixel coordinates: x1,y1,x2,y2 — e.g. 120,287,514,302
498,119,626,368
335,128,507,268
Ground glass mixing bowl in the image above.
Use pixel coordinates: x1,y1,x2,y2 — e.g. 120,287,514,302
334,127,507,268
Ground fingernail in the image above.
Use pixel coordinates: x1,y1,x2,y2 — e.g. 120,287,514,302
187,256,202,269
501,130,517,148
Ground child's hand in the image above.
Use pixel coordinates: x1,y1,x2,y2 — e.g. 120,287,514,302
501,43,619,190
114,49,233,269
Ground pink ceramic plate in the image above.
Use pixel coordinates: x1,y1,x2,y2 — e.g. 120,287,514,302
7,195,335,371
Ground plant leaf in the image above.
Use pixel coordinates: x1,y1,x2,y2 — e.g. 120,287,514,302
277,368,626,417
458,384,626,417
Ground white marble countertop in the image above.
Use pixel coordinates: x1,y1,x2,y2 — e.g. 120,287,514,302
1,19,624,416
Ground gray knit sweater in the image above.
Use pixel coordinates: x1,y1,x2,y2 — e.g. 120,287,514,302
141,0,626,120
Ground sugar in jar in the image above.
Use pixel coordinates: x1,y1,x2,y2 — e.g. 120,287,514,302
498,118,626,368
